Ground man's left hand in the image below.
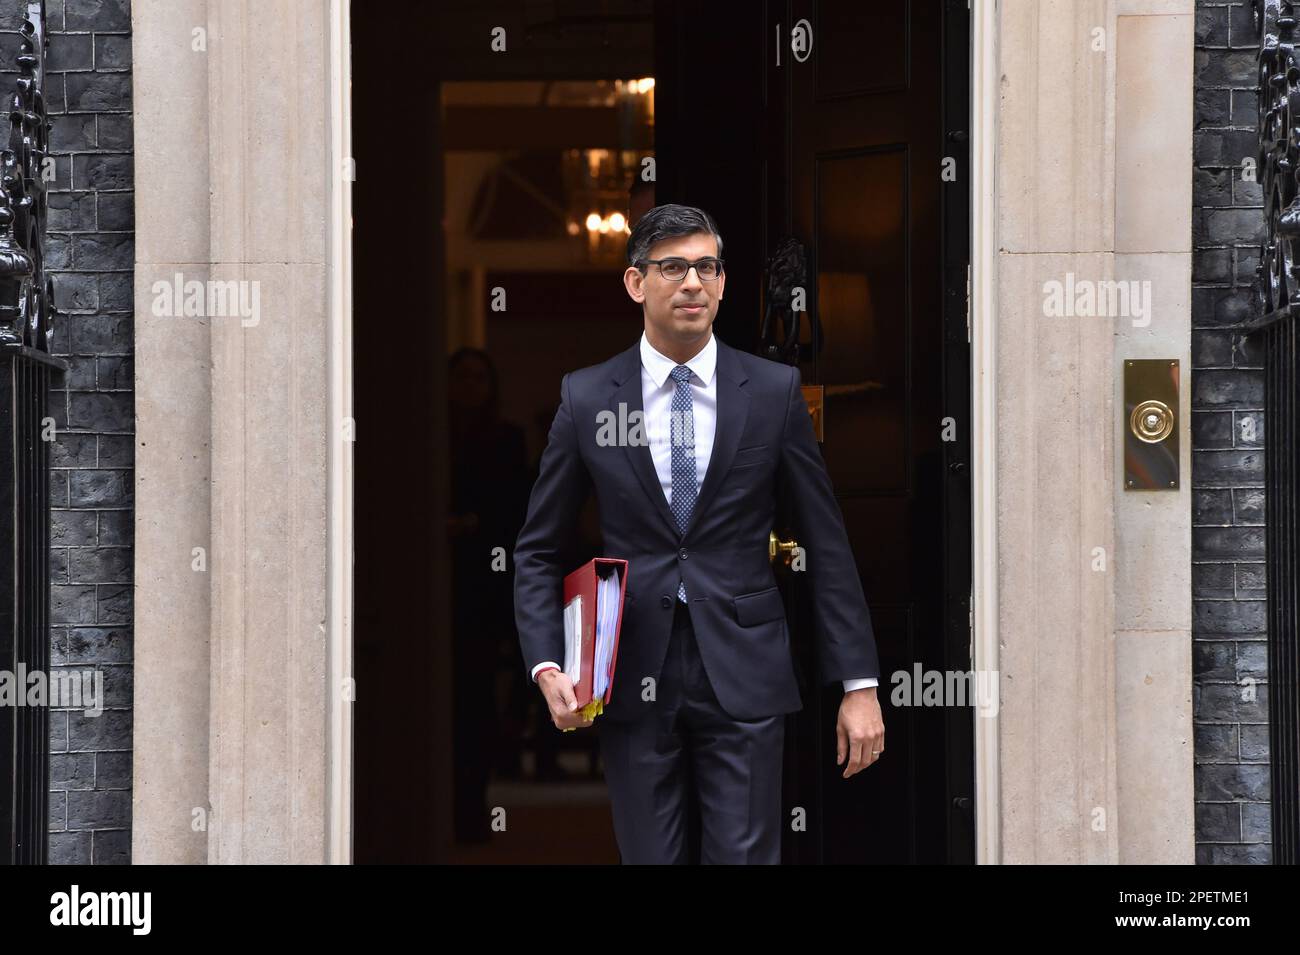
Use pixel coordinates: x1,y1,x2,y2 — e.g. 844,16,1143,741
836,687,884,778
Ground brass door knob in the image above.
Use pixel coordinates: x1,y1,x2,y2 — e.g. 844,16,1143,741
769,530,799,566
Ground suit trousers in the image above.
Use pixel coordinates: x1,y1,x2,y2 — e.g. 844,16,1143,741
596,598,785,864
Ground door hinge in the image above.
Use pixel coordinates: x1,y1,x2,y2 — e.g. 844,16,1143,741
968,588,974,664
965,262,971,344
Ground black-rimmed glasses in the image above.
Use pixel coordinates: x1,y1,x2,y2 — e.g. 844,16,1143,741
638,256,724,282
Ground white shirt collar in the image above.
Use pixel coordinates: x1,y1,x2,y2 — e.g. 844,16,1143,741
640,329,717,389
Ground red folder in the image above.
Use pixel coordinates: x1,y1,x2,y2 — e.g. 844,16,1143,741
562,557,629,723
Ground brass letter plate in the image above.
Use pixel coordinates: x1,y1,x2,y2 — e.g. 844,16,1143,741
1124,359,1179,490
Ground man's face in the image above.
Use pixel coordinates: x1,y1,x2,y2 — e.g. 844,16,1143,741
623,232,725,347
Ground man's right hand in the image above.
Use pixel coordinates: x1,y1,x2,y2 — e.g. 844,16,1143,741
538,670,594,730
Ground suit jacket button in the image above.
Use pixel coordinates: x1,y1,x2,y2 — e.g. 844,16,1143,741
678,548,688,560
661,595,672,608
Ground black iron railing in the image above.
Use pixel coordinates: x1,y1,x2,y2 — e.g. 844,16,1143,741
0,0,62,866
1250,0,1300,866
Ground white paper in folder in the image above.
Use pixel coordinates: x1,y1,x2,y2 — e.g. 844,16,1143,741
562,594,583,685
593,567,620,697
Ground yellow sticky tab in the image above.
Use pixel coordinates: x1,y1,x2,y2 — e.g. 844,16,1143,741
561,699,605,732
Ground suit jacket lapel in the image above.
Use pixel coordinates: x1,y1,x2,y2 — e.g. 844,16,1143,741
609,343,680,539
683,338,748,540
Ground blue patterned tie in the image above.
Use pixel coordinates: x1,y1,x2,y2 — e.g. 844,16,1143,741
669,364,697,603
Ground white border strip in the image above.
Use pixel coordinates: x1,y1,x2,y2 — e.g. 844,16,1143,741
971,0,1000,865
326,0,355,865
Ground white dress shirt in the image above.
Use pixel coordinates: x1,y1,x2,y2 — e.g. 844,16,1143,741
532,330,877,692
639,327,718,525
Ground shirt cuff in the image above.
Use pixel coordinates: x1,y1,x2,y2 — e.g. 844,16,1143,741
842,677,878,692
531,661,561,682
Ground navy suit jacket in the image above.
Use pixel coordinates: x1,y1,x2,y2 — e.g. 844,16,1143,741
512,335,880,722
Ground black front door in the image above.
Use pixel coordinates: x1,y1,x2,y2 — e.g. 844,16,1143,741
655,0,973,863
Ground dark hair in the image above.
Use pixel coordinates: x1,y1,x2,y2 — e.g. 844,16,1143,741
626,203,724,267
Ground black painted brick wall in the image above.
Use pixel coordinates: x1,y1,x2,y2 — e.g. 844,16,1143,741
0,0,134,864
1193,0,1271,864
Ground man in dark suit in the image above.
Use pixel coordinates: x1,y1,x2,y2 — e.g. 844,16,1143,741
513,203,884,864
